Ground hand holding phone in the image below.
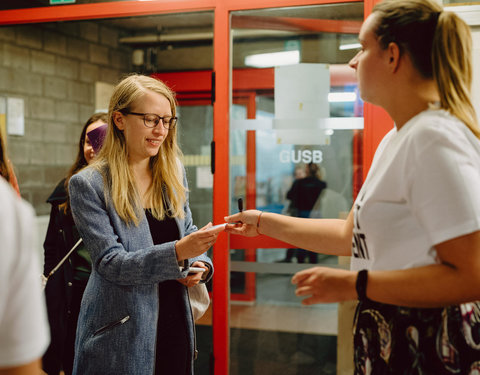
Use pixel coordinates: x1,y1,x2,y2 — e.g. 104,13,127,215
187,266,206,275
180,266,205,273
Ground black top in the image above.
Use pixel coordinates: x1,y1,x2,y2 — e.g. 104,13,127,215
145,208,180,244
287,176,327,213
45,180,91,283
43,179,91,375
145,209,190,375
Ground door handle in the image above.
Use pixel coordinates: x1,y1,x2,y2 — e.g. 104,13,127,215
210,141,215,174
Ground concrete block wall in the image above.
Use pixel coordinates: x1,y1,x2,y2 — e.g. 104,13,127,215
0,21,132,215
35,214,50,268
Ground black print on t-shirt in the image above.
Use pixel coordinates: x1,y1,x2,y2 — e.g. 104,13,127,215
352,200,370,260
352,232,369,259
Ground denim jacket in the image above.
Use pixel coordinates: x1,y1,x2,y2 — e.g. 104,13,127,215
69,166,212,375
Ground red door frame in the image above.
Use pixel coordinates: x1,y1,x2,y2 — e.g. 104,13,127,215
0,1,392,374
231,94,258,302
156,66,360,301
362,0,394,178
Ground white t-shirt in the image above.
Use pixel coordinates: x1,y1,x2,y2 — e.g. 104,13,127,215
0,179,50,367
351,109,480,271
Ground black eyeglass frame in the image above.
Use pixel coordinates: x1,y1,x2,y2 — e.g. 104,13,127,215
122,111,178,130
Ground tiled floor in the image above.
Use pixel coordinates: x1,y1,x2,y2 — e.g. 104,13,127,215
195,324,337,375
198,302,338,336
195,272,339,374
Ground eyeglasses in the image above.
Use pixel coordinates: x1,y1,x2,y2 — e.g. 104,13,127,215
123,111,177,130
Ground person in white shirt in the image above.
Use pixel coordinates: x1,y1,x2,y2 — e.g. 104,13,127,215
0,178,50,374
225,0,480,373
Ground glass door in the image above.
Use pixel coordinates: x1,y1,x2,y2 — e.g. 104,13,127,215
228,2,364,374
0,5,216,374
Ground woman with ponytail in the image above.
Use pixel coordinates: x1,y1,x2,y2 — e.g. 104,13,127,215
225,1,480,373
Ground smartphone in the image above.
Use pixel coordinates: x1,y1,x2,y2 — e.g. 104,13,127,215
86,123,108,153
180,266,206,275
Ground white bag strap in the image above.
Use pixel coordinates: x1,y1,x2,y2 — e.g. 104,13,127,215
42,238,83,290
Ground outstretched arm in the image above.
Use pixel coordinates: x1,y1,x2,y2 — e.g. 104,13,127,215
224,208,354,257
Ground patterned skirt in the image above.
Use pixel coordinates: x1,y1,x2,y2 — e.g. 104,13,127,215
353,300,480,374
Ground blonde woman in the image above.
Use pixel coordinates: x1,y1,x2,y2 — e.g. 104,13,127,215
69,74,218,374
226,0,480,373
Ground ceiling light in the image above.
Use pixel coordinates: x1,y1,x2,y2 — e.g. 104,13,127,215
245,50,300,68
339,43,361,51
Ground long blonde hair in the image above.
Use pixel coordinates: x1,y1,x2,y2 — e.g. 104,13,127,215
93,74,186,225
373,0,480,139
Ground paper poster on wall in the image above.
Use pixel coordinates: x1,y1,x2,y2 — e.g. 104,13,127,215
95,81,115,113
7,97,24,136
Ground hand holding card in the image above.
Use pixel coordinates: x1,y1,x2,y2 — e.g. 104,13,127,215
203,223,227,234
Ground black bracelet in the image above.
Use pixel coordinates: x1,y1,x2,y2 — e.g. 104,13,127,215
355,269,371,302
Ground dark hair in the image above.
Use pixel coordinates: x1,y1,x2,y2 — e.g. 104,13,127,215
60,112,108,214
372,0,479,138
306,162,319,178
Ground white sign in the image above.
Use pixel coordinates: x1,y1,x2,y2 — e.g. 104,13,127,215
275,64,330,122
7,97,25,136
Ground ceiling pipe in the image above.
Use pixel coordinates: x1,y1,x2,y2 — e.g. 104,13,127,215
119,29,302,44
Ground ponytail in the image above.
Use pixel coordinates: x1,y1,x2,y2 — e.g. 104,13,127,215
432,11,480,139
373,0,479,139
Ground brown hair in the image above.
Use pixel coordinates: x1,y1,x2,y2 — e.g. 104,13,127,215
60,112,108,214
373,0,479,138
306,162,319,178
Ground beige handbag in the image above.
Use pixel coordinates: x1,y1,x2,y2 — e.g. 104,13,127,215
188,283,210,321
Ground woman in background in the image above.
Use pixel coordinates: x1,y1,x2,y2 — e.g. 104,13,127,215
42,112,107,375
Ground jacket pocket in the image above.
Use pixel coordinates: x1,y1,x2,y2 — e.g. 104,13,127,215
93,315,130,337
